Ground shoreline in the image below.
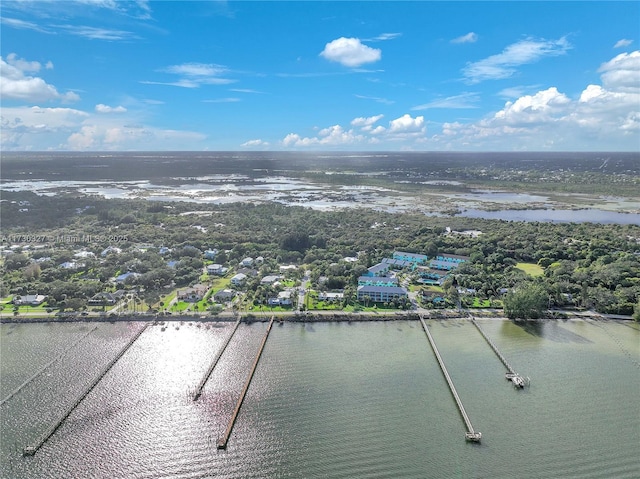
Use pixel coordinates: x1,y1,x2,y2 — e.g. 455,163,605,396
0,309,633,325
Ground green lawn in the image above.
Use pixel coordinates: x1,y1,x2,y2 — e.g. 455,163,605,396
515,262,544,277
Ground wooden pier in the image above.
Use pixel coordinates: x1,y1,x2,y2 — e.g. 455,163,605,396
1,326,98,407
419,317,482,442
470,317,529,388
217,317,275,450
23,324,148,456
193,318,242,401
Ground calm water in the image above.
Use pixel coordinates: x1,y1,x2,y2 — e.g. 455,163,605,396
1,319,639,478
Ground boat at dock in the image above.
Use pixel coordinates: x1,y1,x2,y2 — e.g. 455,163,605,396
506,373,529,388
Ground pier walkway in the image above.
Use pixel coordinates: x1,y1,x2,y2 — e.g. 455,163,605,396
217,317,275,449
1,326,98,407
193,318,242,401
470,316,529,388
419,317,481,442
23,324,149,456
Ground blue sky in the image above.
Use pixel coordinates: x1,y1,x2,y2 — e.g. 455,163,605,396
1,0,639,151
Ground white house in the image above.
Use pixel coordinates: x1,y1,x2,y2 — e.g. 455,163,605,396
13,294,46,306
230,273,247,286
240,257,254,267
206,264,228,275
268,290,292,306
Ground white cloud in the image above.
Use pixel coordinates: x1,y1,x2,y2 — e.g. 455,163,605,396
368,33,402,42
598,50,640,93
498,85,541,99
412,92,480,110
203,98,241,103
351,114,383,127
283,125,365,147
282,113,426,148
320,37,381,67
614,39,633,49
56,25,137,40
145,62,235,87
241,139,270,148
354,94,394,105
451,32,478,44
95,104,127,113
389,114,425,134
432,51,640,150
463,36,571,83
0,104,206,151
494,87,571,125
0,54,79,102
1,17,51,33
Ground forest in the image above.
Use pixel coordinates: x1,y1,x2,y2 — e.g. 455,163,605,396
1,190,639,319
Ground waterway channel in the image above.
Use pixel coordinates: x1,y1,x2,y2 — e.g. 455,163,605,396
1,319,639,478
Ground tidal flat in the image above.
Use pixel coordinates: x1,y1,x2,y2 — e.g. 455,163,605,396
2,151,639,222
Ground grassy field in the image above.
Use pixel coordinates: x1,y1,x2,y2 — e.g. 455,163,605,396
515,262,544,277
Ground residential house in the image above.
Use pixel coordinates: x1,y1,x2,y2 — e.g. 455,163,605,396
213,289,236,302
206,264,228,275
416,266,449,284
392,251,429,265
177,284,209,302
357,276,399,287
268,290,292,306
204,249,219,260
230,273,247,286
60,261,83,269
101,246,122,257
357,285,408,303
365,263,390,277
88,290,125,306
240,257,254,267
318,292,344,302
13,294,46,306
382,258,414,269
115,272,139,284
435,254,469,264
261,274,282,285
429,260,458,271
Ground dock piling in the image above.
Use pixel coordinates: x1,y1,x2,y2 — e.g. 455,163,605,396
23,324,148,456
217,317,275,450
193,318,242,401
419,317,481,442
470,316,529,388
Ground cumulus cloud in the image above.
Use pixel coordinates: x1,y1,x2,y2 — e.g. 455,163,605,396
95,104,127,113
463,36,571,83
389,114,425,134
451,32,478,44
614,39,633,48
320,37,381,67
433,51,640,150
283,124,365,147
1,104,206,151
598,50,640,93
281,113,426,148
1,53,79,102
